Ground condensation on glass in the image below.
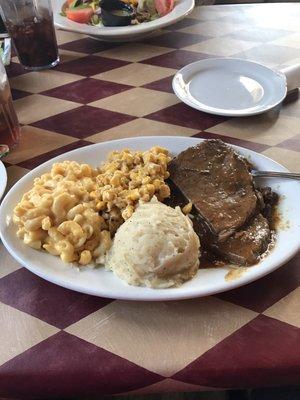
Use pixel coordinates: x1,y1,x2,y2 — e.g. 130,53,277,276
0,0,59,70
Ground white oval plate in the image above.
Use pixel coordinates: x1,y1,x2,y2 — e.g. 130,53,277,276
173,58,287,117
52,0,195,41
0,160,7,200
0,136,300,301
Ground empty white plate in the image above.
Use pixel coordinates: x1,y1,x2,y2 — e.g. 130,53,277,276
172,58,287,117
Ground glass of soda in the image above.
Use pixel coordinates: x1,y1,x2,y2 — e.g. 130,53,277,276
0,59,20,158
0,0,59,70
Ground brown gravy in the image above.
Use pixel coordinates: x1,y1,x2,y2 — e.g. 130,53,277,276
269,204,290,231
225,267,248,281
166,179,280,274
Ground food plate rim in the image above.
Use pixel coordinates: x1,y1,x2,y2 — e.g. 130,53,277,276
0,160,7,200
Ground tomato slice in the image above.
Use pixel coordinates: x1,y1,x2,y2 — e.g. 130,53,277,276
66,7,94,23
155,0,174,16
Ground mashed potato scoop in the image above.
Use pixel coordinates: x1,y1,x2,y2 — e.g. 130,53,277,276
106,197,200,288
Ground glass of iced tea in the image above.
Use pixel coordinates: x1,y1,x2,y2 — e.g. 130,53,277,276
0,59,20,158
0,0,59,70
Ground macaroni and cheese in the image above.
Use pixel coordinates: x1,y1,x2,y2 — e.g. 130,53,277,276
13,147,171,265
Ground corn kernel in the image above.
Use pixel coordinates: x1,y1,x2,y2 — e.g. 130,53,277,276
182,202,193,215
122,205,134,220
103,191,115,202
96,201,106,211
159,184,170,199
127,189,140,201
79,250,92,265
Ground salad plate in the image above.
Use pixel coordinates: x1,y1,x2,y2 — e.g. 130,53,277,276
52,0,195,41
1,136,300,301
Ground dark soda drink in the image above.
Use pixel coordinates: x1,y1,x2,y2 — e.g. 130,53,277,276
0,15,6,34
7,16,59,69
0,0,59,70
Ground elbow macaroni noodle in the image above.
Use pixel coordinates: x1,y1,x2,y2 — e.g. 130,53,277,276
13,147,171,265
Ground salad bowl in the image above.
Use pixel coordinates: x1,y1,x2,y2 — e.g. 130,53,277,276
52,0,195,41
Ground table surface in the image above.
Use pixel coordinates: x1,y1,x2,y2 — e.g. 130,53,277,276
1,2,300,398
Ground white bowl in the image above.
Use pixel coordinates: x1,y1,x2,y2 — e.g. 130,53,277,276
52,0,195,41
1,136,300,301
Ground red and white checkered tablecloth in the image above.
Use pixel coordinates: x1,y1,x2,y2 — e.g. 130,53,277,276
0,2,300,398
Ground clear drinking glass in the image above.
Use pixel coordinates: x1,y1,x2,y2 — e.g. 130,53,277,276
0,59,20,158
0,0,59,70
